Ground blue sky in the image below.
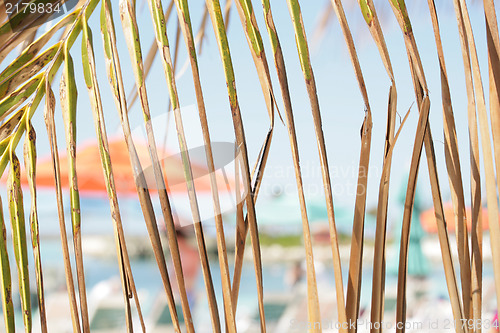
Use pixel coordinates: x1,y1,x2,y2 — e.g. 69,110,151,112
21,0,498,225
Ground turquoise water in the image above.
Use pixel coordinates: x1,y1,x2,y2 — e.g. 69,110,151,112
0,189,495,331
2,233,496,332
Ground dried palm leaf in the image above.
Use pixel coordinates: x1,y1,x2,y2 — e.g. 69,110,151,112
205,0,266,330
144,0,223,330
427,0,471,320
387,1,465,331
328,2,373,330
453,0,500,316
81,7,146,330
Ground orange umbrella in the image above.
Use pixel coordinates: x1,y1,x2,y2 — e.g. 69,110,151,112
19,138,233,195
419,202,491,233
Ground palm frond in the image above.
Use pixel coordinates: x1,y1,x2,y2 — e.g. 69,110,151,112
7,152,32,332
286,1,327,331
0,0,498,332
427,0,471,321
44,83,81,333
205,0,267,330
145,0,220,330
99,2,171,331
329,1,373,329
0,197,14,333
23,121,47,333
454,0,500,315
81,5,147,331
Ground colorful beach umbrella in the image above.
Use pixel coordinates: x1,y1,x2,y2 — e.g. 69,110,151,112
18,138,232,195
388,177,430,277
254,193,375,235
419,203,491,233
